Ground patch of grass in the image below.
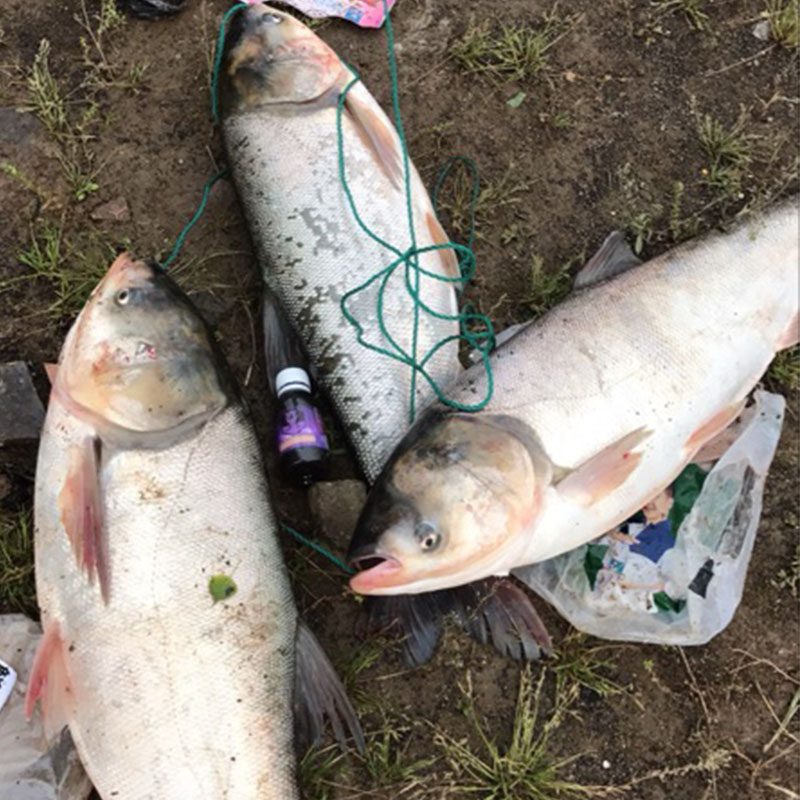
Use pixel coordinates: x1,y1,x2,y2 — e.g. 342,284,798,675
767,345,800,391
298,745,344,800
0,508,36,616
452,9,576,82
772,544,800,598
614,162,664,254
764,0,799,48
15,221,112,318
652,0,710,31
27,39,69,140
525,254,572,316
362,712,436,790
435,668,595,799
696,111,751,200
438,162,529,238
551,633,625,700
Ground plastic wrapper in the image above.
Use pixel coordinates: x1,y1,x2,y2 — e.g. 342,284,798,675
515,390,785,645
0,615,92,800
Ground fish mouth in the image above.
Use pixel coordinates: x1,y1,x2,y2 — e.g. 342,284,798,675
348,546,403,594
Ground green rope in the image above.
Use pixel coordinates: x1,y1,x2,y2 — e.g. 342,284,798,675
336,2,494,423
281,524,354,574
211,3,249,126
160,170,226,268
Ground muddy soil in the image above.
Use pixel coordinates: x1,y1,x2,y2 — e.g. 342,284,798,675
0,1,798,798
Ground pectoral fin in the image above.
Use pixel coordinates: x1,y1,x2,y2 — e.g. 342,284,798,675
574,231,642,289
24,622,75,742
556,427,652,506
58,436,108,603
343,85,403,190
295,620,364,754
355,577,552,667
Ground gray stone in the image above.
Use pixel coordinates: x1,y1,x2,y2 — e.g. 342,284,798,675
0,363,45,444
90,196,130,222
307,479,367,550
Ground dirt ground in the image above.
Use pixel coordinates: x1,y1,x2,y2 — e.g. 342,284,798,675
1,0,799,798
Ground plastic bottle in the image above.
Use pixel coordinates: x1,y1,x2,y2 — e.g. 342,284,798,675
263,291,329,487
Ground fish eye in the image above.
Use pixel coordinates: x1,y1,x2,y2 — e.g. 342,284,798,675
415,521,441,552
261,12,283,24
115,288,131,306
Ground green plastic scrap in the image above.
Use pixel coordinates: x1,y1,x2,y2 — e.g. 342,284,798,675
669,463,708,536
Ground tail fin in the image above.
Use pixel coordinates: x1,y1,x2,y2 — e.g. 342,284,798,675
355,577,552,667
294,620,364,755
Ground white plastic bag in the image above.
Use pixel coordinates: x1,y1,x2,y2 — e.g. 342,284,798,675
515,390,785,645
0,615,91,800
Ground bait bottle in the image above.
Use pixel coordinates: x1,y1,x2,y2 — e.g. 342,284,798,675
275,367,329,487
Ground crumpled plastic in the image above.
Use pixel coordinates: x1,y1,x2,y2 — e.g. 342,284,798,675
0,616,92,800
515,390,785,646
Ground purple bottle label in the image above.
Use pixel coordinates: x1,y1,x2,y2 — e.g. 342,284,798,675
278,402,329,453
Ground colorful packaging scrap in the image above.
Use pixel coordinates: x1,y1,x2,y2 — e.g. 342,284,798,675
245,0,396,27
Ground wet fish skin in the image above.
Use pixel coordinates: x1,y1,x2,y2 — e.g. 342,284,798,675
347,198,800,595
221,4,462,482
31,255,358,799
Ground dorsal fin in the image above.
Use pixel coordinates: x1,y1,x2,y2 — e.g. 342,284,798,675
574,231,642,289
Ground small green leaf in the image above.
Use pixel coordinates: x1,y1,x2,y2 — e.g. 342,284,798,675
584,543,608,590
507,91,527,108
209,573,237,603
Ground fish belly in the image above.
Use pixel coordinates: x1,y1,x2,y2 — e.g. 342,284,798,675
224,107,461,481
34,404,299,799
453,199,799,563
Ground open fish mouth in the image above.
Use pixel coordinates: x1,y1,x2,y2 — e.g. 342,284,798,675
348,546,402,592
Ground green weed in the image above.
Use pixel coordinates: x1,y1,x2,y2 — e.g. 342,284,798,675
27,39,69,140
772,544,800,598
697,112,751,199
16,221,112,318
439,163,529,238
765,0,799,48
362,712,436,790
652,0,710,31
551,633,625,700
0,508,36,616
435,669,595,799
452,10,576,82
526,254,572,316
767,345,800,391
298,745,344,800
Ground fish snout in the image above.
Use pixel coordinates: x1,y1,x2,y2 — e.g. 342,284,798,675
98,253,158,294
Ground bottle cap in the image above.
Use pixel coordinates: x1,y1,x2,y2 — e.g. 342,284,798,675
275,367,311,398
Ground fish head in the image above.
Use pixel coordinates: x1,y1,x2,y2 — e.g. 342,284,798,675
348,413,543,595
57,253,231,437
223,4,346,108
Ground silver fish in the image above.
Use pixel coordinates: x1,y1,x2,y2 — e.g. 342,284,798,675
221,4,462,482
347,199,800,595
29,255,361,799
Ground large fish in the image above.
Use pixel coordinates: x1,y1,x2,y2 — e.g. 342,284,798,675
221,4,462,482
28,255,361,799
347,198,799,596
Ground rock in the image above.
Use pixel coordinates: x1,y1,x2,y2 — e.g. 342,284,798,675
307,479,367,550
90,196,130,222
0,363,45,444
